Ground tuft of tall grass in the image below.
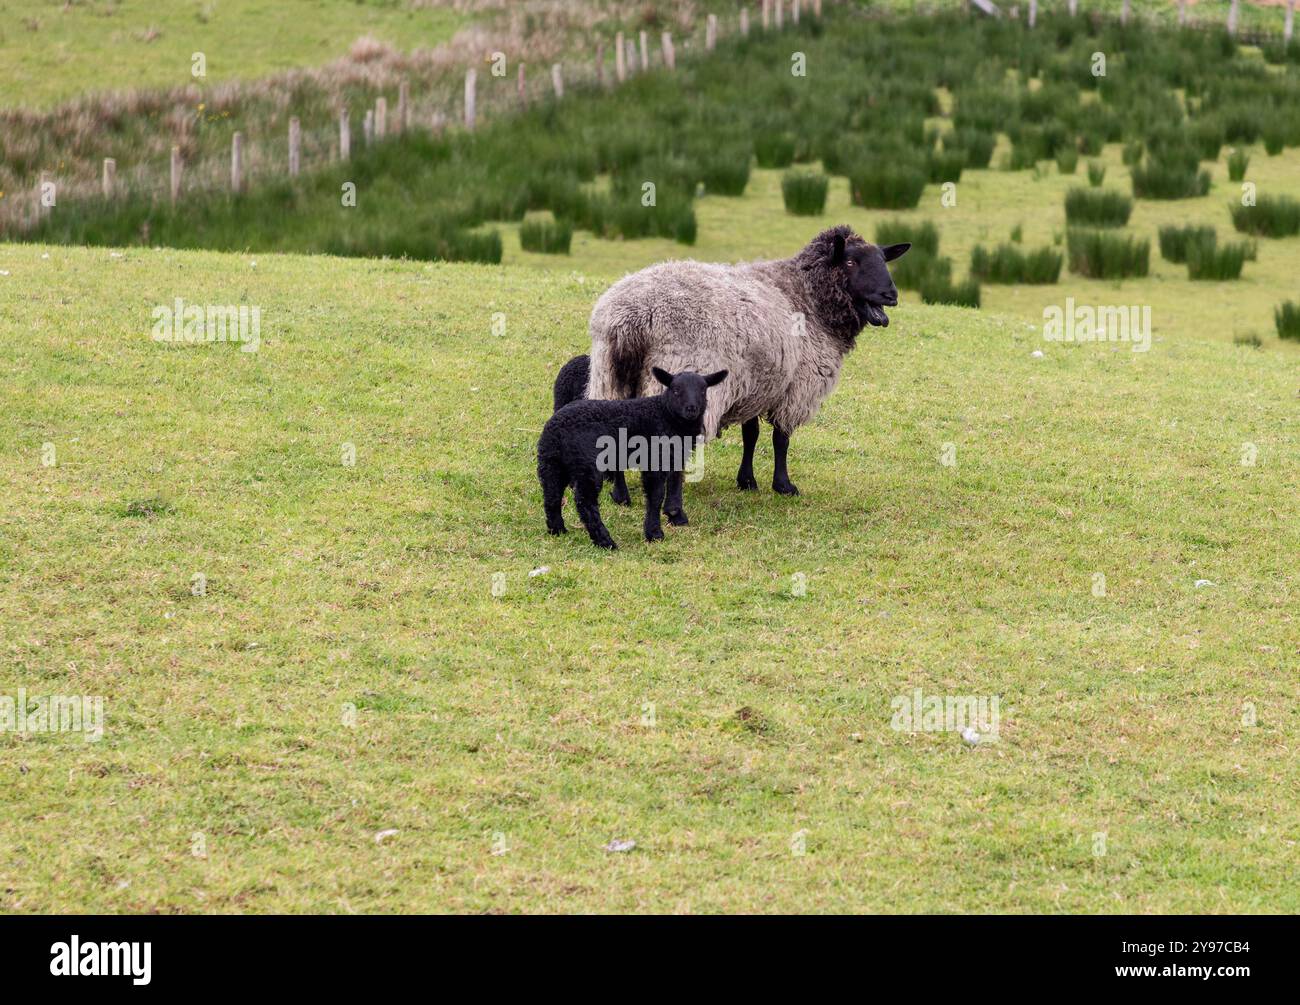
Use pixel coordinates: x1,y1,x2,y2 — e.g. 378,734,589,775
1064,188,1133,227
949,129,996,170
875,220,939,257
848,163,927,210
919,274,981,309
698,147,752,196
1227,149,1250,182
781,169,828,216
927,148,965,183
519,216,572,254
1066,229,1150,279
1229,195,1300,238
1275,301,1300,341
1055,148,1079,175
1186,240,1249,280
755,131,797,169
969,244,1062,284
1087,160,1106,187
888,251,950,291
1130,160,1211,199
1158,225,1216,264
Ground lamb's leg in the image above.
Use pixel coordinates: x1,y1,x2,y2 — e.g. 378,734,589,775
641,472,667,542
772,425,799,496
539,460,568,535
663,470,688,526
610,470,632,506
736,417,760,491
574,477,618,550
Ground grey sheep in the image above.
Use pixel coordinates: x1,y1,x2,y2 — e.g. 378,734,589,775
586,225,909,521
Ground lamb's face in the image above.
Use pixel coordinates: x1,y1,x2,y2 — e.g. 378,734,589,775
839,238,910,328
652,367,729,423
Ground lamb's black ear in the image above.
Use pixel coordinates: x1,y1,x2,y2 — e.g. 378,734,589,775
704,369,729,387
652,367,674,388
881,242,911,262
829,232,846,265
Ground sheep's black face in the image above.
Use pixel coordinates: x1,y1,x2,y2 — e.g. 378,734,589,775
834,235,910,328
652,367,729,424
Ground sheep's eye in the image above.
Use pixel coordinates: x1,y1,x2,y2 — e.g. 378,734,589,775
846,260,856,268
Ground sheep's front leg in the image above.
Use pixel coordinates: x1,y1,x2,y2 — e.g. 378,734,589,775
641,472,667,542
663,470,688,526
609,470,632,506
772,426,799,496
574,477,618,550
736,418,759,491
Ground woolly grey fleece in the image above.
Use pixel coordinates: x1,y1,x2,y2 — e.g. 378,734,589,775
586,228,867,440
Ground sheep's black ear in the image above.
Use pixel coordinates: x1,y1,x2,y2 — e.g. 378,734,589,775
881,242,911,262
829,232,846,265
652,367,674,388
704,369,729,387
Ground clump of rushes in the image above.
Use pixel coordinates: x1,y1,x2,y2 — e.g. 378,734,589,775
698,146,752,196
1158,224,1216,263
848,163,928,209
1087,160,1106,187
920,274,981,308
1065,188,1133,227
1263,126,1285,156
1275,301,1300,341
1131,160,1211,199
1230,195,1300,237
950,129,996,170
1055,148,1079,175
519,217,573,254
755,131,796,169
1227,149,1250,182
927,148,965,183
1066,229,1150,279
781,169,828,215
1187,240,1250,280
888,251,951,291
1122,141,1144,167
876,220,939,257
969,244,1062,284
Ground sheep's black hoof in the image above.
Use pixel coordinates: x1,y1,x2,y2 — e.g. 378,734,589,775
593,538,618,551
547,523,568,535
773,479,800,496
737,470,758,491
665,509,689,526
610,485,632,506
644,526,665,543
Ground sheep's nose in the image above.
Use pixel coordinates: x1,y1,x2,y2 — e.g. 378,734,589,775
879,289,898,307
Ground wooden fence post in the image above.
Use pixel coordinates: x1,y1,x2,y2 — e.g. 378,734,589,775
616,31,626,81
1028,0,1037,28
397,80,409,134
464,69,476,130
518,63,527,104
1121,0,1130,26
551,63,564,99
102,158,116,198
288,118,300,177
596,41,606,86
231,132,243,193
814,0,822,17
170,145,182,202
661,32,675,70
741,7,750,36
375,97,387,139
639,30,649,71
762,0,770,31
1177,0,1186,26
1287,0,1296,44
706,13,717,51
1069,0,1078,16
363,109,374,146
339,108,351,161
1227,0,1239,36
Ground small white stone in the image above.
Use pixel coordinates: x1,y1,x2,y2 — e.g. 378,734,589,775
1194,579,1216,588
604,838,636,853
374,828,399,844
961,726,981,746
528,566,549,578
1031,350,1044,358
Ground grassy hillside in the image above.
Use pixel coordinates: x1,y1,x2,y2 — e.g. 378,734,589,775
1,242,1296,912
0,0,466,110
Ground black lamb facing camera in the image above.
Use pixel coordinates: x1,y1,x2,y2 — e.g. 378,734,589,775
538,366,728,550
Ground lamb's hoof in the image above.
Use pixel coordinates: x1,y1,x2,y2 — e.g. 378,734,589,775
610,486,632,506
666,509,689,527
644,526,665,543
737,471,758,491
546,524,568,536
594,538,618,551
773,479,800,496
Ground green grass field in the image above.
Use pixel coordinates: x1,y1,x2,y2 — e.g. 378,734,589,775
0,0,465,109
1,233,1297,912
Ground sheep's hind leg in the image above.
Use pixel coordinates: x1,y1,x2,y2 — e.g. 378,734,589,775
663,470,689,526
574,477,618,550
540,461,568,535
736,418,759,491
641,472,667,542
772,426,800,496
609,470,632,506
